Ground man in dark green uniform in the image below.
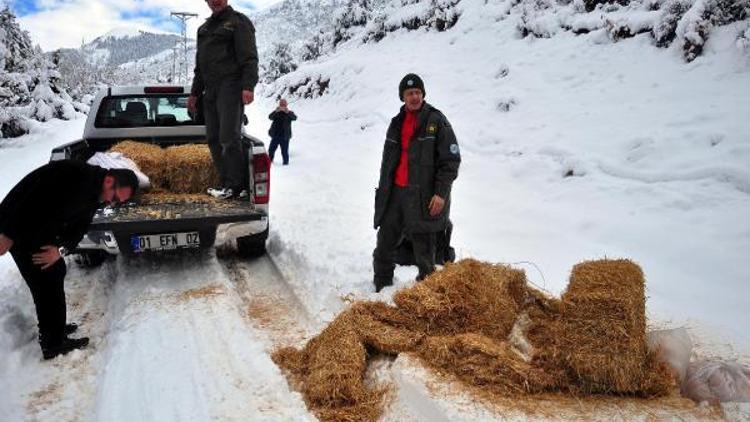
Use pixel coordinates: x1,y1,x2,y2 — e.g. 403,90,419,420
373,74,461,292
188,0,259,200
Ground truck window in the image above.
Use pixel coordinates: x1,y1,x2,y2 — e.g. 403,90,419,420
95,95,197,128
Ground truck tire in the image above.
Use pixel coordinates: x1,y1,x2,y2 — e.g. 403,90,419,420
75,251,109,268
237,229,268,258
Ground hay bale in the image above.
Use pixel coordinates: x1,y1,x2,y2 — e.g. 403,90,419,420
110,140,167,189
164,144,219,194
554,259,673,395
393,259,526,339
418,333,557,395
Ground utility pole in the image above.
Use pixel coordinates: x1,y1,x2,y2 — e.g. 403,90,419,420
170,11,198,84
171,46,179,83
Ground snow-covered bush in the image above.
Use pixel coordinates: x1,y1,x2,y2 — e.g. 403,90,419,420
300,31,334,62
507,0,749,61
676,0,713,61
738,24,750,52
516,0,561,38
652,0,692,46
382,0,463,33
605,10,660,40
261,42,299,83
333,0,378,46
712,0,749,24
331,0,464,47
266,70,331,100
0,7,85,139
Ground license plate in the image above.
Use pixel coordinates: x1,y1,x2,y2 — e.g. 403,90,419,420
131,232,200,253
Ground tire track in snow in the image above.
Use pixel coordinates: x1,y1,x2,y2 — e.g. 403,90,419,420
219,255,313,349
77,253,311,422
11,252,315,422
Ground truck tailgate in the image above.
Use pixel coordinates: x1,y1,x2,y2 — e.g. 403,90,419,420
90,200,266,232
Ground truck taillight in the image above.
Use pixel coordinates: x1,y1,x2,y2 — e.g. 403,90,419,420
253,153,271,204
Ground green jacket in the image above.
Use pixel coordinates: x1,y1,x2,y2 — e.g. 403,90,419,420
190,6,259,96
374,102,461,233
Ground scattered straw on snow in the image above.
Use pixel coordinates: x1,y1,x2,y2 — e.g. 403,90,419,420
272,258,679,421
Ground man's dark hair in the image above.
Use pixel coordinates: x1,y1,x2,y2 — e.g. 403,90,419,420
108,168,139,196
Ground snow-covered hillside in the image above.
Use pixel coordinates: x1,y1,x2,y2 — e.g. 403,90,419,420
252,0,750,352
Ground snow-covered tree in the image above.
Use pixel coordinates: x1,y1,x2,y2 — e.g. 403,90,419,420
0,7,85,139
261,42,298,83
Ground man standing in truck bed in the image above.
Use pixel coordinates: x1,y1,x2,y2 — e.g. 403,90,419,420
188,0,259,200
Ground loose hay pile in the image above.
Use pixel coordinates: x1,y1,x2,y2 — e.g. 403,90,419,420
272,259,677,421
109,140,219,194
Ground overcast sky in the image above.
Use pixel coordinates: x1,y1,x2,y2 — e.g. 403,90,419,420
9,0,281,51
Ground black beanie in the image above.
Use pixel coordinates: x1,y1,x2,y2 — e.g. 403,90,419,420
399,73,425,101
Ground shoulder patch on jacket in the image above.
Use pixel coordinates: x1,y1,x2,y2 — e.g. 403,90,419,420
450,144,460,155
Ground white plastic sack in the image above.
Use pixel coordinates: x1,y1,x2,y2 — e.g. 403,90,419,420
87,152,150,189
647,328,693,383
683,360,750,403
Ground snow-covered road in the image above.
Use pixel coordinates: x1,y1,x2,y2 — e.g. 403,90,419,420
2,252,315,421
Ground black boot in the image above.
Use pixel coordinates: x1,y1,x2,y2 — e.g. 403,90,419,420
374,277,393,293
65,323,78,335
42,336,89,360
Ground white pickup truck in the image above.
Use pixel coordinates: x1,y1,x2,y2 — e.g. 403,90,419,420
49,85,270,266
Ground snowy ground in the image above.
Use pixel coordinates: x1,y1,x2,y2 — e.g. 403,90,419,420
1,5,749,419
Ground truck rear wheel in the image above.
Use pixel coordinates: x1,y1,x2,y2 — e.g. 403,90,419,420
237,229,268,258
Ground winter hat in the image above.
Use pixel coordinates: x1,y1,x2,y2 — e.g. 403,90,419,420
399,73,425,101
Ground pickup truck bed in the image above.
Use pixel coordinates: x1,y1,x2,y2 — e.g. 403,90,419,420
92,200,265,231
52,85,272,261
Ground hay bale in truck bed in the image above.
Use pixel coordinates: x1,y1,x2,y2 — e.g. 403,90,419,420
164,144,220,194
109,140,168,189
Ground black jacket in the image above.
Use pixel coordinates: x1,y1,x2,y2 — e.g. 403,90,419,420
374,102,461,233
0,160,106,250
268,109,297,139
190,6,259,95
